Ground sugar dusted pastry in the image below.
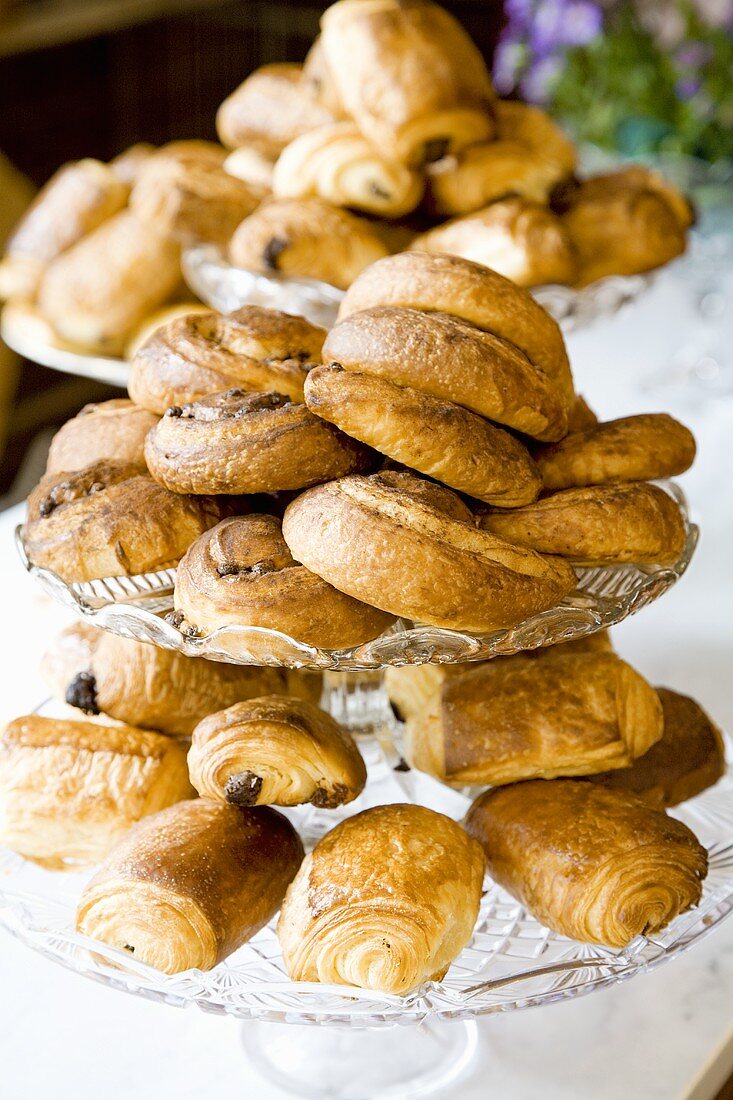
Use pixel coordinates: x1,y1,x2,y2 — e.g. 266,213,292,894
278,803,485,993
0,716,193,869
189,696,367,808
465,780,707,948
77,799,304,973
46,400,158,475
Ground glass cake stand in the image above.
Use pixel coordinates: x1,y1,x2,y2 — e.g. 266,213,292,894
0,301,128,387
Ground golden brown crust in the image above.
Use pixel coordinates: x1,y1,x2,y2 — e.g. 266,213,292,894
223,144,276,197
494,101,577,175
173,514,395,648
282,473,577,632
46,400,158,475
371,468,474,522
77,799,304,973
123,302,211,361
426,143,565,218
567,394,598,432
109,143,156,186
302,35,345,115
277,803,485,993
40,622,103,700
535,414,697,490
465,780,707,948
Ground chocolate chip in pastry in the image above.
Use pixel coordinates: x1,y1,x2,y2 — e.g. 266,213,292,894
46,400,158,475
40,622,103,701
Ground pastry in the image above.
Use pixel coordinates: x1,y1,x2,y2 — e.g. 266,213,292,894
282,473,577,632
123,302,210,361
77,799,304,973
479,482,687,565
46,400,158,475
411,198,579,288
495,100,577,176
37,211,182,355
367,467,475,522
398,648,663,785
229,197,388,290
304,363,541,506
151,140,229,168
223,144,276,196
302,35,345,115
465,780,707,948
173,514,396,648
323,305,568,441
535,413,697,490
144,388,374,495
0,715,192,869
109,143,156,185
278,803,485,993
589,688,725,807
567,394,598,432
189,696,367,807
24,461,222,582
40,622,102,700
128,305,325,415
319,0,495,166
272,123,425,218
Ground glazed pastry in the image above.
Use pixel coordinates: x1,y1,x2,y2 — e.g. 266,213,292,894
272,123,425,218
189,696,367,808
535,414,696,490
37,211,182,355
320,0,495,166
0,715,192,869
229,197,388,290
223,144,276,196
123,302,210,361
369,467,474,522
278,803,484,993
589,688,725,807
77,799,304,973
567,394,598,432
337,252,573,408
465,780,707,948
129,305,325,415
282,473,577,632
304,363,541,506
144,388,374,495
216,63,340,153
495,100,577,177
0,159,129,300
24,461,222,582
479,482,687,565
323,305,568,441
173,514,395,648
399,648,662,786
62,631,287,737
46,400,158,475
411,199,579,288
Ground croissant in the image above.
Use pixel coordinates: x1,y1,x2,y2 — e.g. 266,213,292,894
0,715,192,869
535,413,696,490
589,687,725,807
302,35,345,116
24,461,223,582
128,305,325,415
282,473,577,632
77,799,304,973
229,197,388,290
479,482,687,565
46,400,158,475
278,803,485,993
223,144,276,197
189,696,367,808
465,780,707,948
320,0,495,166
173,514,395,648
494,100,577,176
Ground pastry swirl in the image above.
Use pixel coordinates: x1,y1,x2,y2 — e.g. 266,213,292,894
46,399,158,475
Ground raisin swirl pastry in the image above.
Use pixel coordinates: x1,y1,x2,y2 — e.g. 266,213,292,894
465,780,708,948
77,799,304,974
173,514,395,648
189,696,367,808
128,305,325,415
24,461,223,582
46,399,158,475
144,388,374,495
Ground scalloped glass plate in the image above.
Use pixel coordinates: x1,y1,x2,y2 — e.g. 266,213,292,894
0,301,128,387
16,482,697,671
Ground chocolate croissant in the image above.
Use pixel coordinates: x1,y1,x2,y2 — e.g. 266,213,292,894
278,803,485,993
465,780,707,948
77,799,304,973
46,400,158,475
189,696,367,808
0,716,192,869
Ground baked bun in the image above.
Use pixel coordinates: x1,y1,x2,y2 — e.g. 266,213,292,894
228,198,388,290
282,473,577,632
535,413,696,490
173,514,395,648
144,388,374,495
123,302,210,361
305,363,541,506
0,715,192,869
223,144,276,196
128,305,325,415
151,140,229,169
25,461,222,582
320,0,495,166
368,467,475,522
479,482,687,565
189,696,367,807
46,400,158,475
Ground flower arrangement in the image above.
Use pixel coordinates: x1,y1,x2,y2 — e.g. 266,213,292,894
493,0,733,162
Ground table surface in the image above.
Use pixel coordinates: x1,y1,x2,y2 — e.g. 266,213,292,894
1,250,733,1100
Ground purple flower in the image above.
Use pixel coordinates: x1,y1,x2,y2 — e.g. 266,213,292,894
504,0,535,28
676,42,713,68
493,39,527,93
676,76,703,99
530,0,602,55
520,53,564,103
